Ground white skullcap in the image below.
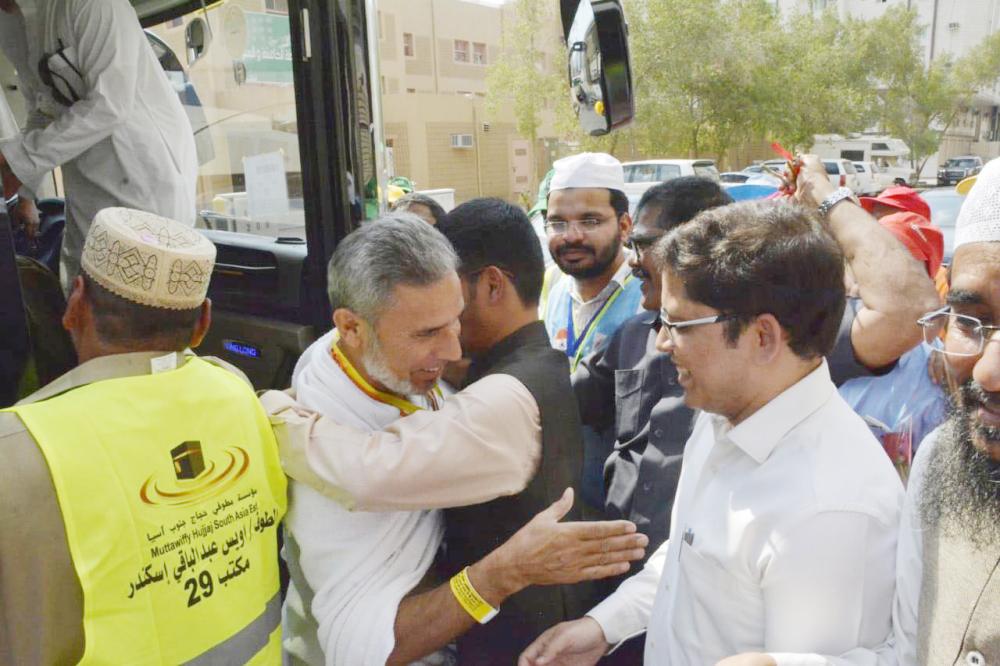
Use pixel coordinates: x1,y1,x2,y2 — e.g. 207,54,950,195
955,156,1000,249
81,208,216,310
549,152,625,193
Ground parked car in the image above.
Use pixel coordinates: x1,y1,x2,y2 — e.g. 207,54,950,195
937,156,983,186
720,172,751,184
920,187,967,264
824,159,862,193
852,161,892,195
622,159,720,200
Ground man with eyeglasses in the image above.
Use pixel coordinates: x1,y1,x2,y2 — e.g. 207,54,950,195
540,152,642,372
522,199,902,666
894,157,1000,664
0,0,197,285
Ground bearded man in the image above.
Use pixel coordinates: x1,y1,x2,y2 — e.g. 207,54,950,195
894,157,1000,663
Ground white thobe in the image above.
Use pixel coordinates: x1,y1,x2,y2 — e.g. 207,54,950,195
588,361,904,665
0,0,197,280
282,330,447,666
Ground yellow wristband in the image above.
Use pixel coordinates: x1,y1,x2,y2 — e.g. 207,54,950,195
449,567,499,624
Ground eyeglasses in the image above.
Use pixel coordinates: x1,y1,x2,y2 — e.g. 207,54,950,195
918,306,1000,357
543,218,608,236
625,234,664,256
659,309,740,341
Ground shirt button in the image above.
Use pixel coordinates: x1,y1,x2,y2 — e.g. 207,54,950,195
642,481,652,492
966,651,986,666
654,428,664,438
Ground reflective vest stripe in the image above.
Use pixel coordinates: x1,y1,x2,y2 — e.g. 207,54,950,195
183,590,281,665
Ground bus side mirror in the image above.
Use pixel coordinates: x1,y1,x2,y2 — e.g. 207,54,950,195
562,0,634,136
185,17,211,67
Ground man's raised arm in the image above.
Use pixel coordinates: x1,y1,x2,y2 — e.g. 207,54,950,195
795,155,940,370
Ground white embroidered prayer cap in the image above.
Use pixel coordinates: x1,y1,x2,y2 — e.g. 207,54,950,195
955,156,1000,249
549,152,626,193
81,208,216,310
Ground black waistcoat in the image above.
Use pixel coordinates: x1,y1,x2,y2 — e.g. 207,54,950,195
444,320,595,664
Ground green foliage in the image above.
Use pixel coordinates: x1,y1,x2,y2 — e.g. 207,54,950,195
486,0,1000,170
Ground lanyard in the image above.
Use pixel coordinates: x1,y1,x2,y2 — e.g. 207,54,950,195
565,274,633,371
329,332,442,416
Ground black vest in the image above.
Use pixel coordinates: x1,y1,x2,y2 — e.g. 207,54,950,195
444,321,595,664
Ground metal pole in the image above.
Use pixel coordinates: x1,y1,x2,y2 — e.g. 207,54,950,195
471,96,483,196
366,0,389,214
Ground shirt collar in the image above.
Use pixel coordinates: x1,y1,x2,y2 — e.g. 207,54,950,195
569,257,633,305
18,350,190,405
716,359,835,465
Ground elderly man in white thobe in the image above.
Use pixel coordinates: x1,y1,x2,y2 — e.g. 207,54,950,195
0,0,197,283
283,214,462,665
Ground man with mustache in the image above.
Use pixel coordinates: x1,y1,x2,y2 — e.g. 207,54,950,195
541,152,642,372
540,153,643,510
894,157,1000,663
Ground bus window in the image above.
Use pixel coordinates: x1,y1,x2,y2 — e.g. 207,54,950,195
148,4,306,241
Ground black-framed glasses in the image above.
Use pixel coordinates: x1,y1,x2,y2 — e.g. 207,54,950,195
918,306,1000,358
659,309,740,341
38,40,84,107
625,233,664,256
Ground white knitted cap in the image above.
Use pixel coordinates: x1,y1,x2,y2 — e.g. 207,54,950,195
81,208,216,310
955,157,1000,249
549,152,625,193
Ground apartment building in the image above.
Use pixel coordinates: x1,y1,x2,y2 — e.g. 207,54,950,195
377,0,561,205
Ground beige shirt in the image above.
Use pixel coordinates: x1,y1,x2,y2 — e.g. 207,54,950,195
567,259,635,334
261,372,542,512
0,351,197,665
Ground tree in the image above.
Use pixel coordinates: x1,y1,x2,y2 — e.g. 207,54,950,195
875,11,1000,176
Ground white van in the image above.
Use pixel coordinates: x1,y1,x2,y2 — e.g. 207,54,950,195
811,135,916,185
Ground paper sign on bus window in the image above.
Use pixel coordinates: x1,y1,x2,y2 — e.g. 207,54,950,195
244,150,290,220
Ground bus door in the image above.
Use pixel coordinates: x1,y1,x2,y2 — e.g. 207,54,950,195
137,0,373,388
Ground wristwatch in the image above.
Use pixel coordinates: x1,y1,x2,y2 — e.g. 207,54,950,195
817,187,856,217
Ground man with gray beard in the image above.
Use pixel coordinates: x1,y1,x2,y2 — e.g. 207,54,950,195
894,157,1000,664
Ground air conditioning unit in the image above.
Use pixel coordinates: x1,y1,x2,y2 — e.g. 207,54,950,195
948,22,960,30
451,134,474,149
482,122,491,133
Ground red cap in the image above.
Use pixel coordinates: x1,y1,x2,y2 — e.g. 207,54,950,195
878,211,944,278
859,186,931,221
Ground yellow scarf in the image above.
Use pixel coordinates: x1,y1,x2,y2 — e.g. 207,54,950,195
329,332,442,416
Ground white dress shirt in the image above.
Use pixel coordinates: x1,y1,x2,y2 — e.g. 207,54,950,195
588,360,903,665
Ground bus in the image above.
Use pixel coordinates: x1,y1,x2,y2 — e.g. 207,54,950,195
0,0,632,402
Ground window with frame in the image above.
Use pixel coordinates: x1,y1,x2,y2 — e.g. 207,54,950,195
403,32,415,58
454,40,469,63
264,0,288,14
472,42,487,65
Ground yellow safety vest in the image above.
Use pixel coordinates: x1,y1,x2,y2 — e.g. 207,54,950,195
8,356,287,665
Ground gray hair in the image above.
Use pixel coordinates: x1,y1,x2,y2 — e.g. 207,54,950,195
327,212,459,321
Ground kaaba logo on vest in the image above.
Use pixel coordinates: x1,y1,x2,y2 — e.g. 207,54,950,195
140,442,251,507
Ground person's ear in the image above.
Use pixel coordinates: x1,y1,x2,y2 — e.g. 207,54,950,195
752,313,785,365
333,308,367,350
62,276,87,332
189,298,213,349
618,212,633,240
482,266,506,304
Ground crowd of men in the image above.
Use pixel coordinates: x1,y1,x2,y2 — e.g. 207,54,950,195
1,142,998,665
0,0,998,658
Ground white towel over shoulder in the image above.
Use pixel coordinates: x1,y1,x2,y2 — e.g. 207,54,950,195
282,329,446,666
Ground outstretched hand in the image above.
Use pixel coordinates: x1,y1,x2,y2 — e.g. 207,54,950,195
493,487,648,592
